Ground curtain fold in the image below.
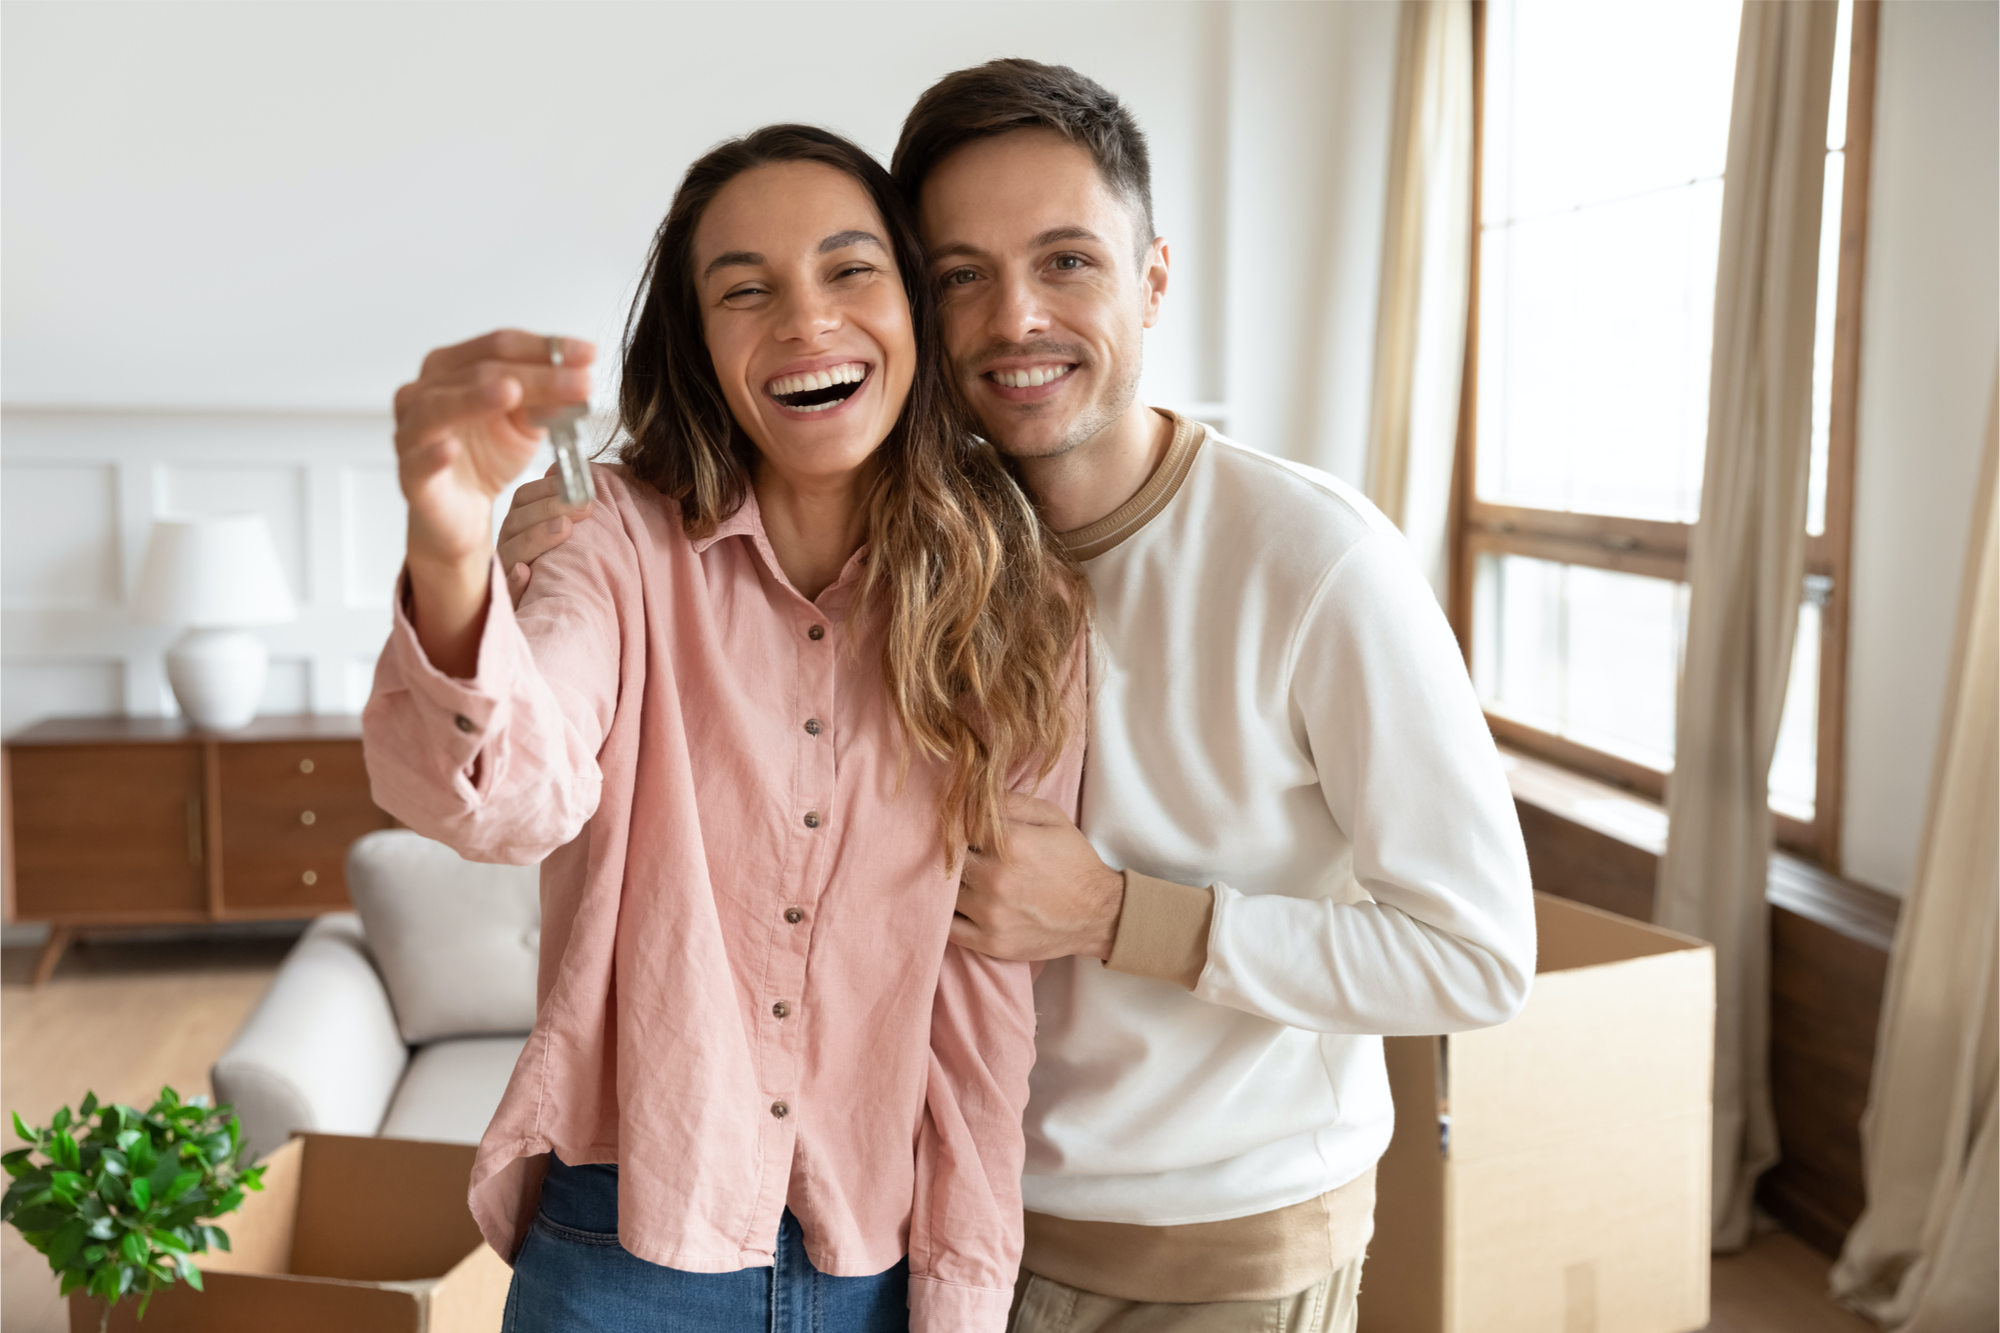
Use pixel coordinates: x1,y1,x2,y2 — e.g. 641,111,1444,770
1364,0,1472,604
1831,377,1999,1332
1653,0,1837,1253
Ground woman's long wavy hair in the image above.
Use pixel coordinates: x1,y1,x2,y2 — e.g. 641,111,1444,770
619,124,1090,861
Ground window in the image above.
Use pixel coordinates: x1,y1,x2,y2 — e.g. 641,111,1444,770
1452,0,1878,868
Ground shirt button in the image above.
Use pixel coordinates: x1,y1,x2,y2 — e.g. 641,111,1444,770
772,1001,790,1019
807,625,826,641
784,907,804,924
454,714,475,733
803,811,821,829
804,718,823,736
770,1101,789,1119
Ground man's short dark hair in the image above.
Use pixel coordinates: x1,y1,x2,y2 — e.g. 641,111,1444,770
892,58,1155,258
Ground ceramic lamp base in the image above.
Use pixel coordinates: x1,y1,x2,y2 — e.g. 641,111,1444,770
165,628,268,730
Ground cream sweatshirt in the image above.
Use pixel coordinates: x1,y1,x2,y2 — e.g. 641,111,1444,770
1020,414,1538,1231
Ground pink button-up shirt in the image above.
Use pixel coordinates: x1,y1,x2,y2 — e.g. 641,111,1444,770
363,464,1081,1331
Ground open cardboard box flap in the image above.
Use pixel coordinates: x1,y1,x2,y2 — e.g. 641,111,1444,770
68,1134,510,1333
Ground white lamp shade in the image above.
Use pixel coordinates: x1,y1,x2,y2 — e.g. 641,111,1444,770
135,515,297,627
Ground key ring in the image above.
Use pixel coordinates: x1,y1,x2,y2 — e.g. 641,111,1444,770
547,335,564,368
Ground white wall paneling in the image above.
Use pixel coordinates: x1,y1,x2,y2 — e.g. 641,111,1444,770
0,410,409,730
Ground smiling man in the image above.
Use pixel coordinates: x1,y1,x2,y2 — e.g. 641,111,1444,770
889,61,1538,1333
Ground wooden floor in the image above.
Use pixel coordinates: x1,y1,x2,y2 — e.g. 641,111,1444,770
0,940,1881,1333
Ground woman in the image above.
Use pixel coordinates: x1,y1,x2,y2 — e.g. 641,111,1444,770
366,125,1088,1333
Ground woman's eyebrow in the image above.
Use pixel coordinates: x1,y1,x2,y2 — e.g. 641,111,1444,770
703,250,763,278
820,230,885,253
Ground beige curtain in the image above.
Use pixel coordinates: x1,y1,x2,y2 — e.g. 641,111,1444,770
1654,0,1837,1253
1830,381,1999,1332
1364,0,1473,604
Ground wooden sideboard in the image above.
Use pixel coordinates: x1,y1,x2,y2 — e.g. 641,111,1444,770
2,715,395,983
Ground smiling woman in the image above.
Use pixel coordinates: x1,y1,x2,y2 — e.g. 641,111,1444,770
368,123,1090,1333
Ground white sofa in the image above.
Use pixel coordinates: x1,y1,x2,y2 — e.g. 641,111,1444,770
213,831,541,1163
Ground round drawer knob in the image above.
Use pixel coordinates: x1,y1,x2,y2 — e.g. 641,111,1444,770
301,870,318,886
298,759,315,775
300,810,317,826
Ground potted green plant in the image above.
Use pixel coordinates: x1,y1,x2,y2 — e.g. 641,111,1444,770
2,1086,264,1332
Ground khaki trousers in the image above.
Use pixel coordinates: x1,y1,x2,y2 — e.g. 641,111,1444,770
1007,1257,1363,1333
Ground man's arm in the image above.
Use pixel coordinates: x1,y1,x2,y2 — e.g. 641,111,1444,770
954,532,1537,1035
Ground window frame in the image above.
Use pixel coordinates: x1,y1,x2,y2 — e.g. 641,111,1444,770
1449,0,1880,870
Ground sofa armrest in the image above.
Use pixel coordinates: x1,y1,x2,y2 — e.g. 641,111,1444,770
212,913,411,1162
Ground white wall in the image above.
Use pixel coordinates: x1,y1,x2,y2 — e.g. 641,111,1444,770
0,0,1397,732
1841,0,2000,895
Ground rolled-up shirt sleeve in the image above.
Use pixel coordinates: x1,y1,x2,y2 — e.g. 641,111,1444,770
362,521,625,866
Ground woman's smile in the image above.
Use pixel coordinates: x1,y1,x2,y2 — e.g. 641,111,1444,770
765,358,873,415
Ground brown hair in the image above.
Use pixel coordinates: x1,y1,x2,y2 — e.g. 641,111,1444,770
891,58,1155,258
619,124,1088,860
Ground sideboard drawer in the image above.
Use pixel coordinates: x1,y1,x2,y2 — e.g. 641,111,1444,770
218,740,393,913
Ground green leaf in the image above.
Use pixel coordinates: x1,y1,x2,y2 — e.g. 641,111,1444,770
129,1177,152,1210
58,1268,87,1296
212,1189,243,1216
204,1226,231,1254
100,1149,127,1176
78,1093,99,1120
51,1131,78,1170
119,1229,149,1265
50,1170,84,1198
90,1264,120,1299
115,1129,141,1153
10,1112,33,1144
46,1217,88,1268
50,1107,70,1134
12,1205,67,1232
180,1258,204,1292
151,1228,189,1254
82,1244,107,1265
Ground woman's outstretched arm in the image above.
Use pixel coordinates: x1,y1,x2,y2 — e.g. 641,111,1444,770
365,330,616,865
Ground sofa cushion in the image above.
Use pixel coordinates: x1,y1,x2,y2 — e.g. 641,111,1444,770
378,1036,529,1145
345,829,540,1044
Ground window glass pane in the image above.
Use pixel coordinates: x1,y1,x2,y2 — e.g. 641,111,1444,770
1476,0,1740,522
1476,181,1722,520
1482,0,1741,225
1770,597,1822,821
1806,150,1844,536
1473,553,1687,771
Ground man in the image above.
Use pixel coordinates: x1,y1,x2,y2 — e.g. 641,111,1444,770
501,59,1535,1333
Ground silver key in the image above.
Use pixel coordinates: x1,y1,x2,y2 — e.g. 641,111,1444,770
544,405,591,508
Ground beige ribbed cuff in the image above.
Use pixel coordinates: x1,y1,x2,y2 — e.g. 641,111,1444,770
1104,870,1215,991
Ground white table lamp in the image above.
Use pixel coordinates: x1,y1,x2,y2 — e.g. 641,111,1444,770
135,515,297,730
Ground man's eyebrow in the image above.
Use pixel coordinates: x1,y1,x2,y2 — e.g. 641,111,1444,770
702,250,763,279
926,227,1105,265
820,229,885,254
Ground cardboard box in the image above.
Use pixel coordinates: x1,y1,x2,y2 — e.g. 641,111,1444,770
69,1134,510,1333
1359,893,1715,1333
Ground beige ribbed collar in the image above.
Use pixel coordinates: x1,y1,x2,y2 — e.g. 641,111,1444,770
1056,411,1206,562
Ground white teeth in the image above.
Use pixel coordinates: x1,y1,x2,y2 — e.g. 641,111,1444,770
767,362,868,399
993,365,1071,389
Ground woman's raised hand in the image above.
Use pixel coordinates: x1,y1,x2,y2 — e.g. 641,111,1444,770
392,330,595,676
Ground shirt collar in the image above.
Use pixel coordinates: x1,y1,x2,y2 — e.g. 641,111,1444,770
690,486,872,608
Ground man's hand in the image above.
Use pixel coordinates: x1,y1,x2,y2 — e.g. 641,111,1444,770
952,793,1125,962
497,473,591,606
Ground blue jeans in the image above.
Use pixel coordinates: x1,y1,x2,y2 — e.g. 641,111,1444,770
501,1156,910,1333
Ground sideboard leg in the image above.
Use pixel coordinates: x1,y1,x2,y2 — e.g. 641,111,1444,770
31,925,72,986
